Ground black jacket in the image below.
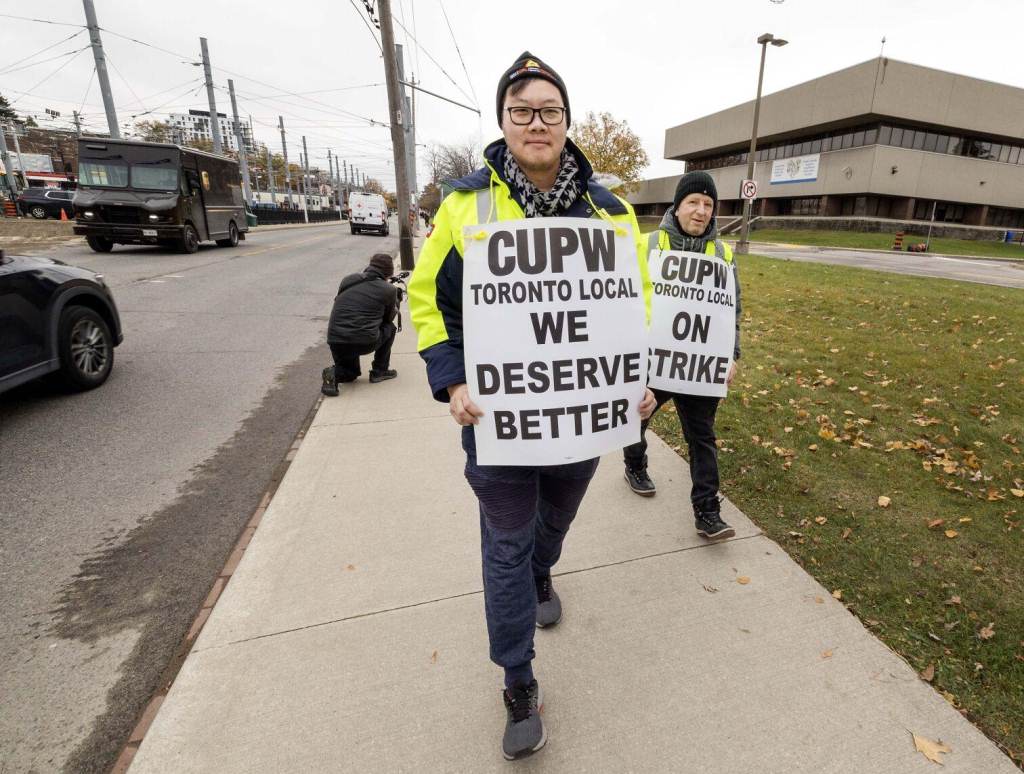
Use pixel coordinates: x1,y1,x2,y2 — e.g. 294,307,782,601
327,269,397,346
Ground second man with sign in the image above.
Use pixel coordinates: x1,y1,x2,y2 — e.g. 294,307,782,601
409,51,654,760
623,172,742,539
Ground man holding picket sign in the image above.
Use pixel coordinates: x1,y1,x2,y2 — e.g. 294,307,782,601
409,51,654,760
623,171,742,540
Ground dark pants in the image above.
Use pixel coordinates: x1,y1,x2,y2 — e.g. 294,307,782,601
328,322,396,382
464,442,599,687
623,389,721,508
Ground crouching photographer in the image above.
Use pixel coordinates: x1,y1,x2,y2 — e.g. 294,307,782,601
322,253,400,396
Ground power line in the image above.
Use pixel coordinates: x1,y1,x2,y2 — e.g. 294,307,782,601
389,14,476,108
8,46,91,106
97,27,196,64
78,67,97,114
0,29,86,75
105,53,148,112
0,13,84,28
347,0,383,53
437,0,479,109
0,45,91,78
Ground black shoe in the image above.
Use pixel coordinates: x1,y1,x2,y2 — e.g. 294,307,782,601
321,366,339,397
534,575,562,628
624,463,656,496
694,499,735,540
369,368,397,383
502,680,545,760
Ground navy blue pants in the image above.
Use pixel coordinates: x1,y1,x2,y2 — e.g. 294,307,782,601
463,429,598,687
624,389,721,508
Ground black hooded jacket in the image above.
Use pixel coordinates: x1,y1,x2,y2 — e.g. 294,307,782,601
327,268,397,346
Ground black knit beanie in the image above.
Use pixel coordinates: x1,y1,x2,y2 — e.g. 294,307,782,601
495,51,571,128
368,253,393,277
673,171,718,210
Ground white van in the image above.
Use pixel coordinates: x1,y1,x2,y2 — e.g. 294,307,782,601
348,192,389,236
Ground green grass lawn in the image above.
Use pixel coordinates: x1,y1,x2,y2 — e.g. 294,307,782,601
730,228,1024,260
651,254,1024,765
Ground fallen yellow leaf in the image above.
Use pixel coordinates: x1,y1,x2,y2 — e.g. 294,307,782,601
821,649,834,659
979,623,996,640
832,589,843,600
737,576,751,585
878,495,891,508
920,663,935,682
927,519,945,530
431,650,438,663
1010,489,1024,498
944,530,958,539
912,733,952,765
814,516,828,525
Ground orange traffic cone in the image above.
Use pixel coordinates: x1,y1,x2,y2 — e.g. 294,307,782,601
60,208,68,221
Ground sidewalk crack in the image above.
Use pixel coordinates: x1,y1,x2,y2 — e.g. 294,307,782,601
194,532,765,653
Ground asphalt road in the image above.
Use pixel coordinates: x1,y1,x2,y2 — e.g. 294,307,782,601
0,222,397,773
746,242,1024,289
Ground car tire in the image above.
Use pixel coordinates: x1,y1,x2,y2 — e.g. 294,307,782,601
86,235,114,253
179,224,200,254
30,205,47,219
216,221,239,248
350,225,356,234
57,305,114,391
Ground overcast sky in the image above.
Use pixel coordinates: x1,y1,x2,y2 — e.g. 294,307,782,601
3,0,1022,189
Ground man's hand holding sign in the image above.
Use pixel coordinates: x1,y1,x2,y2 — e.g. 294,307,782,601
460,218,652,464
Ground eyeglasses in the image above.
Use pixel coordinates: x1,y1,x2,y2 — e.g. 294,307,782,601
505,106,566,126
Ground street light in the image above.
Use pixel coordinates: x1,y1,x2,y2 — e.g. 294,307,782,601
735,32,788,255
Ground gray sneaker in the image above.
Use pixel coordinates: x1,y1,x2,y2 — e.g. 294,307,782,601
535,575,562,628
502,680,545,760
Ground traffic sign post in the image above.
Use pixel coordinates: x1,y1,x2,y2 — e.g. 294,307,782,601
740,179,758,200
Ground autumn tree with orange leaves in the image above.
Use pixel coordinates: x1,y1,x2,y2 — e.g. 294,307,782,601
570,111,649,192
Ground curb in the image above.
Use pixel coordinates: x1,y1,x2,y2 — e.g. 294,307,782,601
109,394,325,774
725,239,1024,264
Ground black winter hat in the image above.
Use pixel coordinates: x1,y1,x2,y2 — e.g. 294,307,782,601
368,253,394,277
495,51,571,128
673,171,718,210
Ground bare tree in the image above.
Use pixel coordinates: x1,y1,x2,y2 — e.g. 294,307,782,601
428,140,480,185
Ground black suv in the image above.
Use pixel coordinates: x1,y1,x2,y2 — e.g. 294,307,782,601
0,249,123,394
16,188,75,220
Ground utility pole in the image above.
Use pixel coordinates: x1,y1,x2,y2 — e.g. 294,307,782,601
228,79,252,204
327,148,333,207
81,0,120,139
199,37,222,154
377,0,414,268
72,111,82,137
9,127,27,190
278,116,293,208
266,146,276,205
0,128,20,198
301,136,310,223
395,45,417,235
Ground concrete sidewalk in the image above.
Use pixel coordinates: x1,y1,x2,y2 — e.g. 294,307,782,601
128,324,1017,773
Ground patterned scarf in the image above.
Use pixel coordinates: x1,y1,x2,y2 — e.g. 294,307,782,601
502,147,582,218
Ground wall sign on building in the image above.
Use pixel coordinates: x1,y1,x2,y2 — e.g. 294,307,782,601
770,153,820,184
462,218,647,466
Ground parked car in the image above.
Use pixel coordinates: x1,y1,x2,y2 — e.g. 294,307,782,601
16,188,75,220
0,249,123,394
348,192,389,236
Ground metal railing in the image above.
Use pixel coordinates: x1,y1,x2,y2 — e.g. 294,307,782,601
250,205,341,226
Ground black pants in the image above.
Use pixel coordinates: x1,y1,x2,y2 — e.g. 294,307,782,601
328,322,396,382
623,389,721,508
